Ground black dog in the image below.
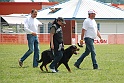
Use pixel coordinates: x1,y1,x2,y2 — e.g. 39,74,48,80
37,45,79,72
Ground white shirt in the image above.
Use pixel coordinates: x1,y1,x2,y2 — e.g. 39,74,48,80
82,18,97,39
24,16,39,34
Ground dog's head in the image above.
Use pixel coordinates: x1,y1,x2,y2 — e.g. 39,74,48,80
69,45,80,55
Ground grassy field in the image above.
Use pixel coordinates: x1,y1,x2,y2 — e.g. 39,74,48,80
0,44,124,83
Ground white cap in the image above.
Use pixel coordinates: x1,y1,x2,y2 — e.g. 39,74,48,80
88,9,96,14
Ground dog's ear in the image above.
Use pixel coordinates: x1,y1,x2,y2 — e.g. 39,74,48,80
70,45,76,50
73,45,77,48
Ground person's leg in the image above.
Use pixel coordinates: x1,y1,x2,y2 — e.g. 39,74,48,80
85,38,98,69
49,50,63,70
90,44,98,69
74,45,90,68
20,34,34,62
33,36,40,67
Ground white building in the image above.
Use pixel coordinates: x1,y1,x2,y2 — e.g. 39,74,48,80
37,0,124,34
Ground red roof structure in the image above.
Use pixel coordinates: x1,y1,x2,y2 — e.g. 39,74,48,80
0,2,58,15
111,4,124,10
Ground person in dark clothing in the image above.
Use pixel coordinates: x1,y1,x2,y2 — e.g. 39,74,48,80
49,17,66,73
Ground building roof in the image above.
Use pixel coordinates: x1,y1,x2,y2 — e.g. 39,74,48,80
33,0,49,2
10,0,49,2
37,0,124,20
10,0,32,2
111,4,124,10
1,14,42,24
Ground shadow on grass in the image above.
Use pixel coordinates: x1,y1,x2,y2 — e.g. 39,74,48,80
39,71,55,73
38,70,63,73
74,68,103,70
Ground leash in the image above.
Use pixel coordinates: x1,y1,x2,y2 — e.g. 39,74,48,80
77,43,83,47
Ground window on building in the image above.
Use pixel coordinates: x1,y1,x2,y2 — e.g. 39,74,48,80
97,23,100,31
39,24,44,33
49,8,61,13
48,22,52,33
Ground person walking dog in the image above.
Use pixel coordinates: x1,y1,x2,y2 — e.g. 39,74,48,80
49,17,66,73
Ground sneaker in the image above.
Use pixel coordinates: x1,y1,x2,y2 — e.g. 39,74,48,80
74,64,81,69
55,69,59,72
93,66,98,69
93,64,98,69
18,59,23,67
49,67,57,73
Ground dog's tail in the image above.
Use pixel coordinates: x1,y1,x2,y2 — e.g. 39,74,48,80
36,58,42,63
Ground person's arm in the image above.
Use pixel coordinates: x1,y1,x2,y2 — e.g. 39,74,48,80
24,18,33,33
24,18,37,36
80,19,87,45
80,29,86,45
80,19,88,45
50,27,55,49
97,30,103,43
81,29,85,40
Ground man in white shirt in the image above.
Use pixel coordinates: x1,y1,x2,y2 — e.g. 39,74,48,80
19,9,40,68
74,9,103,69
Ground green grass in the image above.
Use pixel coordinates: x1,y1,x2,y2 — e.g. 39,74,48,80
0,44,124,83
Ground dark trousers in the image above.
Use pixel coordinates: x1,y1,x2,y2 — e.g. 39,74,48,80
75,37,98,67
49,50,63,69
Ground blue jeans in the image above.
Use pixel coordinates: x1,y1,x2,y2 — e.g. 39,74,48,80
20,34,39,67
49,50,63,69
75,37,98,67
